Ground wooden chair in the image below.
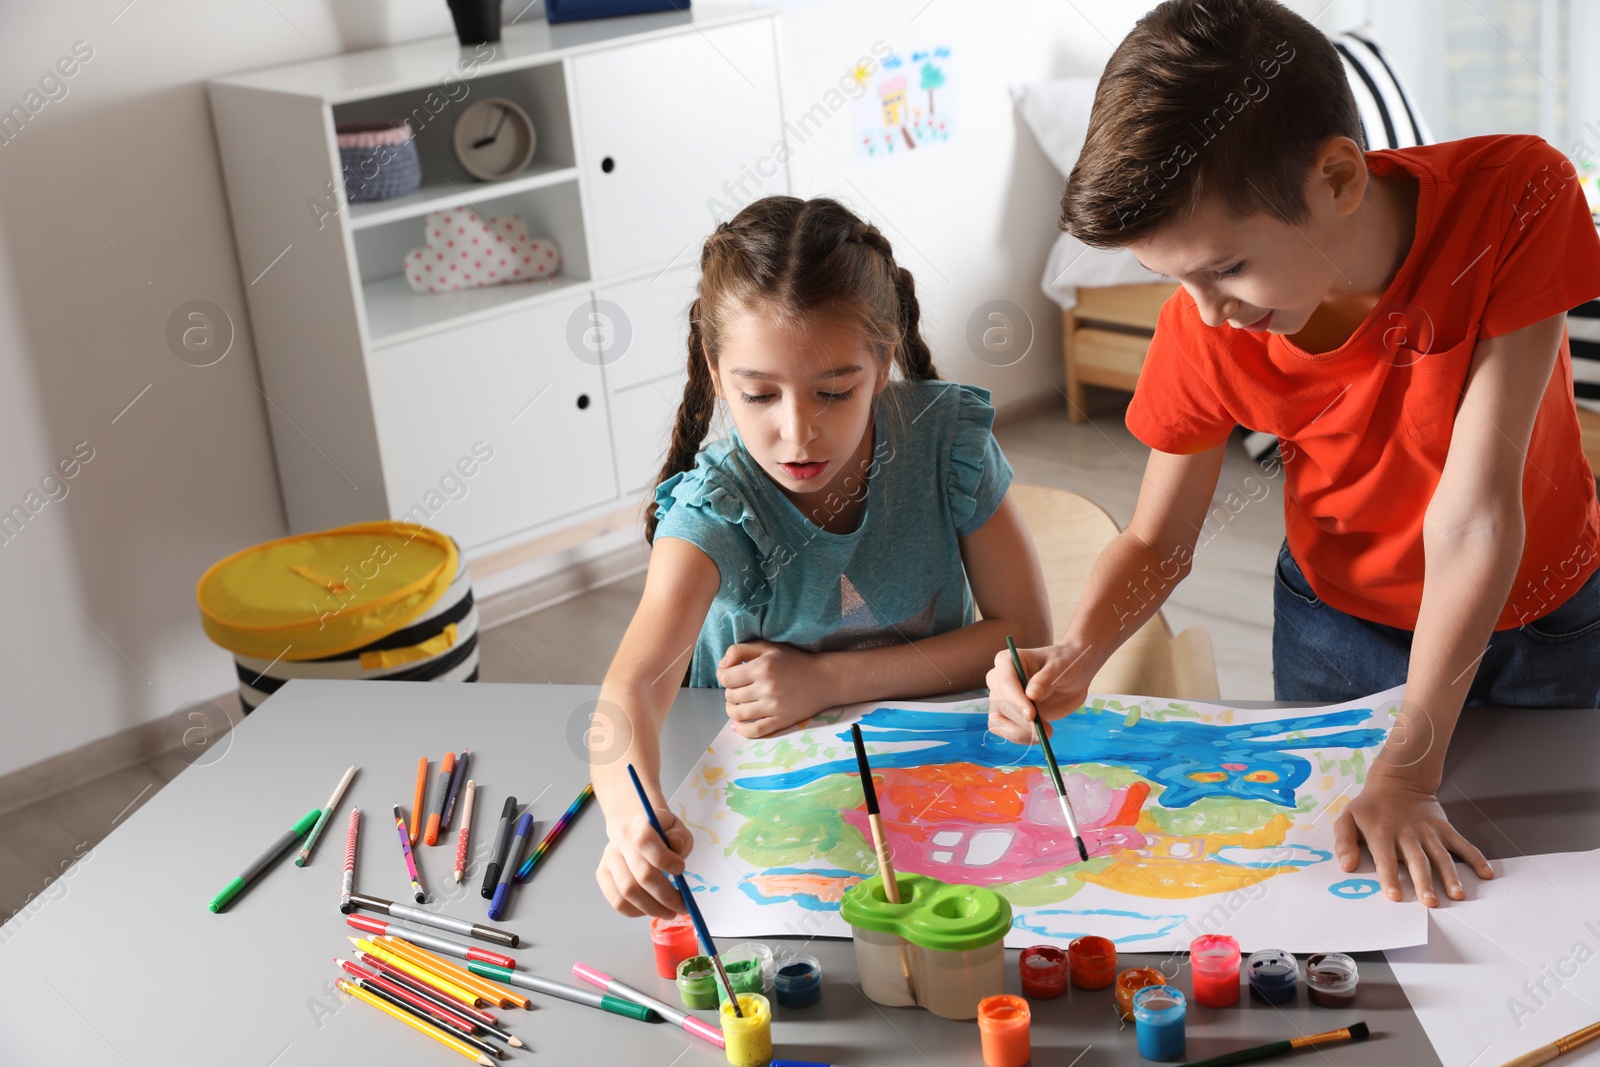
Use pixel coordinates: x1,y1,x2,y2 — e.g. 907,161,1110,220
1010,484,1221,700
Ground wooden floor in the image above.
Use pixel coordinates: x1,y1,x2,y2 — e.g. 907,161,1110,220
0,401,1285,928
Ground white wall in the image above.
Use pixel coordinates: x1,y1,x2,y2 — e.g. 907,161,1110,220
0,0,1433,779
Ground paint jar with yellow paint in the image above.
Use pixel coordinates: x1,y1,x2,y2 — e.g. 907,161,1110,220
719,992,772,1067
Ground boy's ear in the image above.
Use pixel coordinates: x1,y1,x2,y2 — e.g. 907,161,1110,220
1313,134,1370,217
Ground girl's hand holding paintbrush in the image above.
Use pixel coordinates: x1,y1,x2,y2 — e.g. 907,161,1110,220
594,767,694,921
984,638,1098,745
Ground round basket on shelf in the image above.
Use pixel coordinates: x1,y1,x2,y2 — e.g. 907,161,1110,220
336,120,422,202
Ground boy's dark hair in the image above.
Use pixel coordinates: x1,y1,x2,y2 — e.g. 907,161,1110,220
1061,0,1363,249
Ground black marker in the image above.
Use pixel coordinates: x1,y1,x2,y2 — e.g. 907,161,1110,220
481,796,518,899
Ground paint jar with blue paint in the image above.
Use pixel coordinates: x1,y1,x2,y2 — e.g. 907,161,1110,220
1246,949,1299,1004
1133,985,1187,1061
774,954,822,1008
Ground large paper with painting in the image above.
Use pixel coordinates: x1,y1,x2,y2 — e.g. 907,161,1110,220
668,687,1425,952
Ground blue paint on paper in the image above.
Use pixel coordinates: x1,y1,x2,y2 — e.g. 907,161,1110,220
732,705,1386,810
1328,878,1381,899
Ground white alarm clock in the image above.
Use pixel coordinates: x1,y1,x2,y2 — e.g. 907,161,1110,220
452,97,536,181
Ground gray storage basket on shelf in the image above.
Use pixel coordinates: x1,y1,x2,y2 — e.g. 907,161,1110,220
337,120,422,202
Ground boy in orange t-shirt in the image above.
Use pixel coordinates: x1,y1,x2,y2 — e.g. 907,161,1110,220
988,0,1600,908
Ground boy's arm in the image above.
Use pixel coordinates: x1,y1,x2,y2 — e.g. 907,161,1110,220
716,496,1053,734
987,442,1228,742
1334,311,1568,906
592,537,721,918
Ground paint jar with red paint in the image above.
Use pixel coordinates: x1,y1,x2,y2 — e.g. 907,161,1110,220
650,914,699,979
1018,945,1068,998
1189,934,1242,1007
1068,935,1117,989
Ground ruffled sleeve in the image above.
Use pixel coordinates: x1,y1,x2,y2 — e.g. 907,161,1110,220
652,447,780,609
946,384,1014,538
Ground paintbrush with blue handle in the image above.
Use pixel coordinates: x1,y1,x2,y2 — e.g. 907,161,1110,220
625,763,743,1017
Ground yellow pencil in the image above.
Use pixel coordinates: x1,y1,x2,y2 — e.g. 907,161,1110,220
1498,1020,1600,1067
338,978,495,1065
380,936,529,1010
349,937,484,1006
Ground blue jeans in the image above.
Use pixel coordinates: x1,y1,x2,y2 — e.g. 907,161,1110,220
1272,540,1600,707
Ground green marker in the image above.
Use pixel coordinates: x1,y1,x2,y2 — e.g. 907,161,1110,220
208,808,321,913
465,960,657,1021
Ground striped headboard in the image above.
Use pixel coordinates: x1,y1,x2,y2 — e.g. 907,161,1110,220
1573,299,1600,415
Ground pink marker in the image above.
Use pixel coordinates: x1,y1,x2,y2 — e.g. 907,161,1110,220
572,962,724,1049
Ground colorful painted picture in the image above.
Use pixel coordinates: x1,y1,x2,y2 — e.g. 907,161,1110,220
852,46,954,162
668,687,1426,952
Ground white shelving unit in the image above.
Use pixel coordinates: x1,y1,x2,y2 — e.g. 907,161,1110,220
207,6,788,559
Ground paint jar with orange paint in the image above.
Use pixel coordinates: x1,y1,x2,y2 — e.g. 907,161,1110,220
977,994,1032,1067
1068,935,1117,989
1114,966,1167,1020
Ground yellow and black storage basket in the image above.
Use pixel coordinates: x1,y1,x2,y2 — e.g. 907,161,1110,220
196,521,478,713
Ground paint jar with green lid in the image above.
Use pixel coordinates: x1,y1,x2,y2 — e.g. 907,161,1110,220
714,945,769,1005
841,873,1012,1019
677,955,719,1010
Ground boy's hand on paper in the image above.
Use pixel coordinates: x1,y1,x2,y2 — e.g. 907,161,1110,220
984,641,1094,745
596,805,694,920
717,641,831,738
1334,768,1494,907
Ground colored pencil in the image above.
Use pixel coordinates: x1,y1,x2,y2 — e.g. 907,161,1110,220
348,976,506,1060
1007,636,1089,863
454,781,476,884
347,890,519,948
354,948,500,1026
208,808,320,912
1179,1021,1371,1067
515,783,593,881
441,750,469,832
481,797,517,899
466,960,656,1021
380,936,530,1010
346,913,515,968
339,806,360,913
1498,1019,1600,1067
297,764,357,866
624,763,741,1017
338,977,496,1065
393,803,426,903
337,959,486,1043
487,813,532,922
425,752,456,846
350,936,485,1006
410,756,428,845
572,962,726,1048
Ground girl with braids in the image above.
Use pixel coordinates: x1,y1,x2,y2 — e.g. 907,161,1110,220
589,195,1051,919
